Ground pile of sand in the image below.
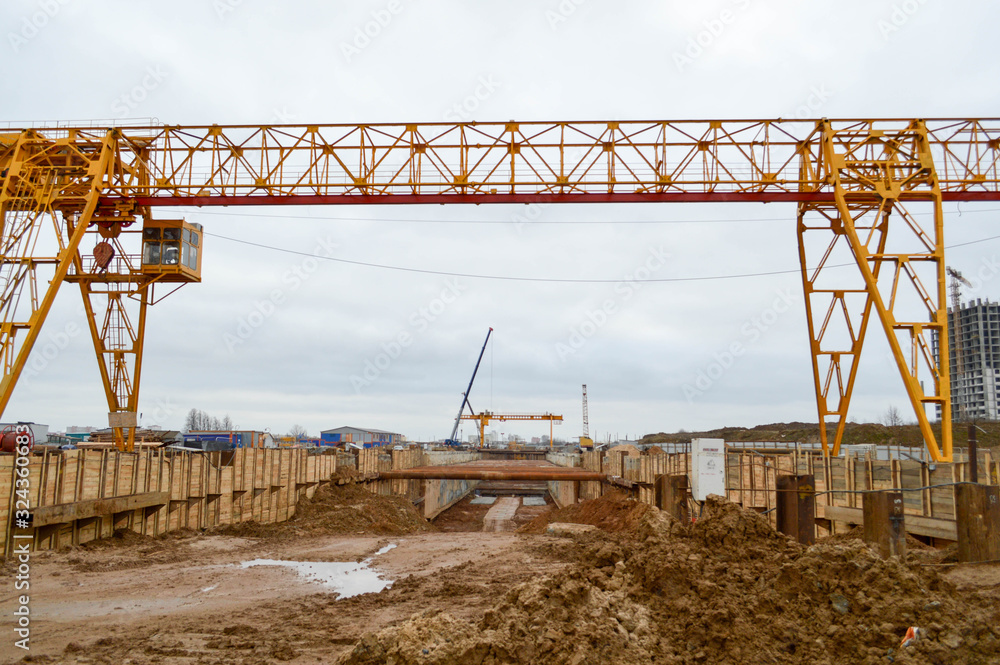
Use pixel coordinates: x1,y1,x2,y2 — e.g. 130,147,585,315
339,496,1000,665
214,482,434,538
518,491,652,535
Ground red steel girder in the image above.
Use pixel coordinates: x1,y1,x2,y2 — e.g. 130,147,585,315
99,191,1000,208
379,465,604,481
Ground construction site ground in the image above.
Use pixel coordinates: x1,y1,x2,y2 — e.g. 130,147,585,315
3,484,1000,665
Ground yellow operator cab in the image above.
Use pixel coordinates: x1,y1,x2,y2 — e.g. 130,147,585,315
141,219,203,282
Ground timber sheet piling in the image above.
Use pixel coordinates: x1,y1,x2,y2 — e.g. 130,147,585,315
1,448,337,555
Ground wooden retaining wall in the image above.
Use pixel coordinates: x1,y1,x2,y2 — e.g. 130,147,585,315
723,449,999,526
1,447,338,555
549,447,1000,540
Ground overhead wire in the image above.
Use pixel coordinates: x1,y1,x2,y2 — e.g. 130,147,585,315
184,205,1000,225
203,231,1000,285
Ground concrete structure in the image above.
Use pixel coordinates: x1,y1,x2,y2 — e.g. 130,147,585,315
935,299,1000,421
321,426,403,446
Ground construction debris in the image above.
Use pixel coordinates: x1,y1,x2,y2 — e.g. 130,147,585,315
340,495,1000,665
213,482,435,538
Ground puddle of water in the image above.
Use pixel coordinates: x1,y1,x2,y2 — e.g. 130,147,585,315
241,543,397,599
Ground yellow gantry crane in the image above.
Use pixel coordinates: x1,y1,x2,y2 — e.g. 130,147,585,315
460,411,563,449
2,119,999,459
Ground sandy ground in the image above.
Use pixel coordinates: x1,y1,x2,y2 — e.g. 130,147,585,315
0,494,568,665
3,488,999,665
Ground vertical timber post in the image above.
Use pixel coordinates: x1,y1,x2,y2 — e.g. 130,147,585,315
776,474,816,545
969,424,979,484
955,484,1000,563
656,474,689,523
862,491,906,558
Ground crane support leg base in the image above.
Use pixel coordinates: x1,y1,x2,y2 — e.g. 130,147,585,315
776,475,816,545
956,484,1000,563
862,491,906,558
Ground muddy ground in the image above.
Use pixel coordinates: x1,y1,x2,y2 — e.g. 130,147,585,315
2,487,999,665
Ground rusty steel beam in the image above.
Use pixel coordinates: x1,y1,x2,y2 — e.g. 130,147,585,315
379,466,604,481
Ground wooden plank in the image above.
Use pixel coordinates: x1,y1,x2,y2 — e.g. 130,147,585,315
776,475,815,545
657,474,690,523
30,492,169,528
955,484,1000,563
862,491,906,558
821,504,957,541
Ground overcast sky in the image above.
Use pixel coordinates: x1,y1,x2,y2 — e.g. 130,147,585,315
3,0,999,442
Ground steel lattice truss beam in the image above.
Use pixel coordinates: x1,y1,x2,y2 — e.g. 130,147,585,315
2,119,999,459
78,118,1000,207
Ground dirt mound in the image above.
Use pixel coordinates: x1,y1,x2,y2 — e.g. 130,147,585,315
214,482,434,538
690,493,791,553
821,525,935,552
640,420,1000,450
340,496,1000,665
518,491,652,535
78,527,155,549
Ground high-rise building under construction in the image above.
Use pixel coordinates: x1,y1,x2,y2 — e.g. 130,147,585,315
935,299,1000,421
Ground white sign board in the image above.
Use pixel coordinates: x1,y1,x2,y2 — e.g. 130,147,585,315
691,438,726,501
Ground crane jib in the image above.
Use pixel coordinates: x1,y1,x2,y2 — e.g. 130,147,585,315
446,327,493,446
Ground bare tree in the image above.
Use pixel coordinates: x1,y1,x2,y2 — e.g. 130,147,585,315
289,424,308,440
184,408,198,432
881,405,903,427
184,409,230,432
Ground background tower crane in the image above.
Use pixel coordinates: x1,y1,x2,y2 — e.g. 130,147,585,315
946,267,973,421
580,384,594,450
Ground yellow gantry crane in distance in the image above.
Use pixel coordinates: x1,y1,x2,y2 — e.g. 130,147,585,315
2,118,999,459
460,411,563,449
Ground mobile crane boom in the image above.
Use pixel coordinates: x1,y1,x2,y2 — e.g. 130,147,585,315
445,327,492,446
